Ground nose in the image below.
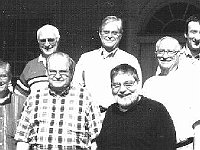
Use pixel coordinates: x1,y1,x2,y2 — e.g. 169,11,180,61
44,39,50,46
161,51,169,58
118,85,126,94
54,72,62,80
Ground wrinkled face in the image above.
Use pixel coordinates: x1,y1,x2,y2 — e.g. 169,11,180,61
185,21,200,51
47,56,72,89
38,31,58,56
99,22,122,52
111,72,139,108
156,40,180,71
0,66,9,92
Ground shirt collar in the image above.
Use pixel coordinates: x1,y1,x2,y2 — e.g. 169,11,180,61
99,47,118,59
184,46,200,59
49,86,70,97
38,54,47,66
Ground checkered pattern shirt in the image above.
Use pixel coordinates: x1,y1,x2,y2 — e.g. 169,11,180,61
14,86,102,150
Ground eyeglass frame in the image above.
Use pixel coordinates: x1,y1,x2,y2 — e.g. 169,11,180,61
111,80,137,91
155,49,180,56
38,38,58,44
101,30,121,37
48,70,71,79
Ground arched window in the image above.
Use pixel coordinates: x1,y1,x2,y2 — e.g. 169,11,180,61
143,2,200,35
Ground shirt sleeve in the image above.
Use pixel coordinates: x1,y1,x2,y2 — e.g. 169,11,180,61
85,92,102,140
14,97,32,143
72,54,86,87
14,63,31,97
154,103,176,150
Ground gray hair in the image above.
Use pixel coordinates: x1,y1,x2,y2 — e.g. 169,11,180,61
99,16,123,34
37,24,60,41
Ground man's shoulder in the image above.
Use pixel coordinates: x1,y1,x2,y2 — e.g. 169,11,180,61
80,49,100,58
143,75,161,87
140,96,167,111
24,57,40,69
116,49,137,57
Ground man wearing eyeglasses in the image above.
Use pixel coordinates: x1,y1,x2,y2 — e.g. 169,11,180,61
142,36,200,150
14,24,60,98
95,63,176,150
72,16,142,113
15,52,102,150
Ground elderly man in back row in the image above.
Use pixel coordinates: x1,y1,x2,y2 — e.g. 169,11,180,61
14,24,60,97
15,52,102,150
142,36,200,150
72,16,142,112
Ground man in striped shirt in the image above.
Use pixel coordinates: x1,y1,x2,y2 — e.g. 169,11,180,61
14,24,60,97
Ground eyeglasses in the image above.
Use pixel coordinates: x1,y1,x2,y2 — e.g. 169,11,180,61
39,38,56,44
111,81,136,90
0,74,8,79
155,49,179,56
101,30,121,36
48,70,70,78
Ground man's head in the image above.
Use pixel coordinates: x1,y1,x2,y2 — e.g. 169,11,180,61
111,64,140,111
37,24,60,57
0,60,12,92
155,36,181,75
184,14,200,55
46,52,75,92
99,16,123,52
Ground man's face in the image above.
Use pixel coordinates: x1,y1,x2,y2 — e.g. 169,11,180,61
99,22,122,52
38,31,58,56
47,57,72,89
111,72,139,108
185,21,200,51
156,40,180,71
0,66,9,92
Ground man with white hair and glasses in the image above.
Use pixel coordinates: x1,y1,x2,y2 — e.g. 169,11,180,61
142,36,200,150
14,24,60,97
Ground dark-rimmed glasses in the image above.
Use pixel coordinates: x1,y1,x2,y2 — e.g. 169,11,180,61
155,49,179,56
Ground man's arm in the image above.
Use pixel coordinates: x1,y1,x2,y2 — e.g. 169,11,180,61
193,121,200,150
71,55,86,87
16,142,30,150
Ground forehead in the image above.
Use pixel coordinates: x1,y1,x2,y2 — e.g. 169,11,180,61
112,72,135,82
38,31,56,39
158,39,178,50
48,56,70,70
188,21,200,30
102,21,120,31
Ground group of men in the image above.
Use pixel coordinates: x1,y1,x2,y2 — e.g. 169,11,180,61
0,14,200,150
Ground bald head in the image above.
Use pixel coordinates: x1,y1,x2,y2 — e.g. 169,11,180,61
156,36,181,52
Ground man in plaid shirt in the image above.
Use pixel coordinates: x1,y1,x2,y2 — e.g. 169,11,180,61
15,52,102,150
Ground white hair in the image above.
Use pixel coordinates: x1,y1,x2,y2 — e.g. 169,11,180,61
37,24,60,40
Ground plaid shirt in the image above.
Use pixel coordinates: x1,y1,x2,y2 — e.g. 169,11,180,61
15,86,102,150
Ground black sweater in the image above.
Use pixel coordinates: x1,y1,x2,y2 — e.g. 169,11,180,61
96,96,176,150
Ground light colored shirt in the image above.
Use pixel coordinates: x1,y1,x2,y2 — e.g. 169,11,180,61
142,62,200,150
72,47,142,108
14,86,102,150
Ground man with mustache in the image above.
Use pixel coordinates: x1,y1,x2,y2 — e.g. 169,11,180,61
72,16,142,113
15,52,102,150
95,64,176,150
14,24,60,98
142,36,200,150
